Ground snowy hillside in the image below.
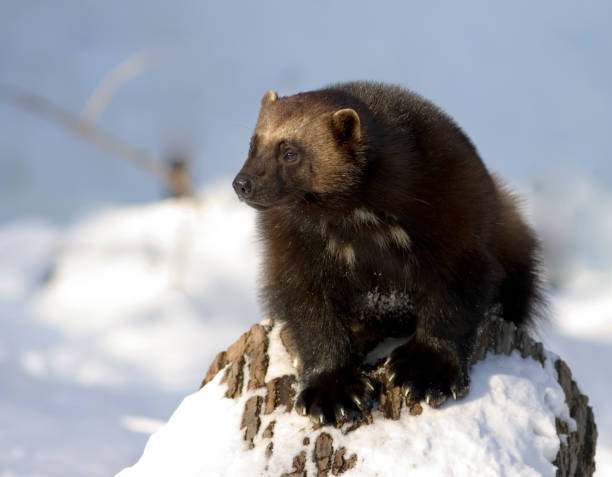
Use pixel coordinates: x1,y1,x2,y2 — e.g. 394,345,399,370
0,181,610,476
0,181,261,476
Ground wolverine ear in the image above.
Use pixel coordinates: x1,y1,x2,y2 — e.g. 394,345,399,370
331,108,361,143
261,90,278,107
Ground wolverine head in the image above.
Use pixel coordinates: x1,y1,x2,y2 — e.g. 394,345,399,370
233,89,365,210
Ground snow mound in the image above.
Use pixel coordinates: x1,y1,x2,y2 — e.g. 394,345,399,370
117,320,577,477
28,181,260,391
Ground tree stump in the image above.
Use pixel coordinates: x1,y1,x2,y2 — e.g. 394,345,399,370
119,316,597,477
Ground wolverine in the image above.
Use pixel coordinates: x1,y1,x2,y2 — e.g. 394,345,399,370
233,81,541,425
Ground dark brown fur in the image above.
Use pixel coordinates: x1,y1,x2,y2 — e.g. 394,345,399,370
233,81,542,424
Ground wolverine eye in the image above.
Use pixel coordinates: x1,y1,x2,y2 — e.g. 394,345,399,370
283,150,298,162
279,142,299,163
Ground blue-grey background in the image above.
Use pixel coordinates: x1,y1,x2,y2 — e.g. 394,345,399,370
2,0,610,223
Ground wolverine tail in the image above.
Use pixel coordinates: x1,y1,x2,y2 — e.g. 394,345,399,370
494,182,545,328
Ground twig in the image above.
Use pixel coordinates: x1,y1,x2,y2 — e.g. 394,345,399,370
81,49,156,124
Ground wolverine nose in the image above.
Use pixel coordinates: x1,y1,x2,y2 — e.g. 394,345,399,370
233,174,253,199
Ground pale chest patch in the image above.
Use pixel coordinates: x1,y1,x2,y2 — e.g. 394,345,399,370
352,207,381,226
325,236,356,267
352,209,411,250
321,209,411,266
389,225,411,249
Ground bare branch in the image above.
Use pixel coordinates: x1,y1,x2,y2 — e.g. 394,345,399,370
0,84,192,197
81,50,156,124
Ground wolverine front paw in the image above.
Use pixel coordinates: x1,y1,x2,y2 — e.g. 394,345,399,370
384,341,470,408
295,369,377,425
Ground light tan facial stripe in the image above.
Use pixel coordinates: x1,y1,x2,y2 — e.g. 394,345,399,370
256,114,315,145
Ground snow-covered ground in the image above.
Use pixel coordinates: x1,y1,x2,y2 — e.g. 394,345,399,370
0,180,610,476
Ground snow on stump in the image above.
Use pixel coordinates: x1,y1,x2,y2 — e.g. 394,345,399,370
117,317,597,477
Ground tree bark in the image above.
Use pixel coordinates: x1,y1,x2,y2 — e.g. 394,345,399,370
201,317,597,477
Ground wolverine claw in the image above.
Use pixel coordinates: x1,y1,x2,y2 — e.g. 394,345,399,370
425,389,447,408
402,380,423,403
402,381,414,397
350,394,364,410
335,405,347,423
295,392,309,416
450,372,470,401
363,377,376,393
